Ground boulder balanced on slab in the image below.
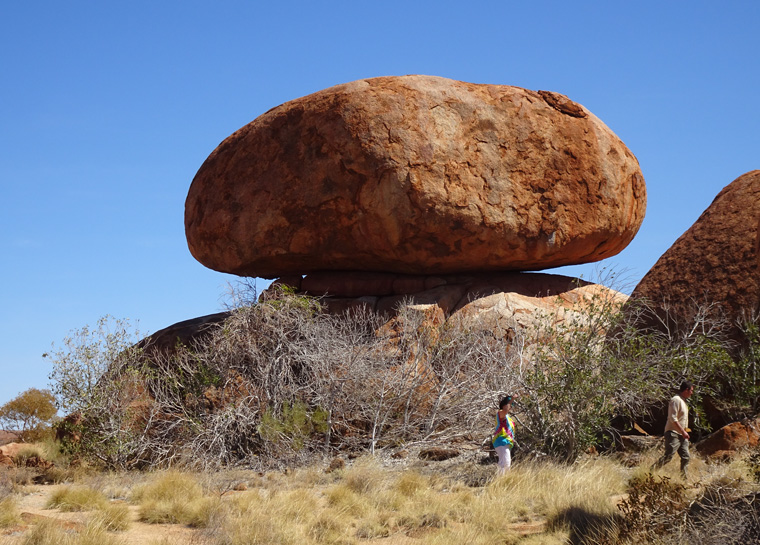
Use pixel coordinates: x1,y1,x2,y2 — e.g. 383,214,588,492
185,75,646,278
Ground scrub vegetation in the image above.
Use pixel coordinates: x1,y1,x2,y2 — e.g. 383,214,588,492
42,280,760,471
2,274,760,543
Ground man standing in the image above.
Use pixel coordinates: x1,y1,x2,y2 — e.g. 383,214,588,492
653,380,694,478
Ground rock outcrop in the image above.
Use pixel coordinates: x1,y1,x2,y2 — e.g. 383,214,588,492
139,272,625,369
275,270,626,337
0,430,19,446
137,311,231,359
0,442,24,459
630,170,760,340
186,75,645,278
696,416,760,458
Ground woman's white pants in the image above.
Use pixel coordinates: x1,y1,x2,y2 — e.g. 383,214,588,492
495,445,511,474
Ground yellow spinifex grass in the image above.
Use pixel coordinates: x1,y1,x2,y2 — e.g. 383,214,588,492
46,485,109,512
89,501,131,532
0,496,20,528
19,518,127,545
131,470,220,527
215,489,316,545
206,454,632,545
9,454,687,545
485,456,628,520
14,445,46,465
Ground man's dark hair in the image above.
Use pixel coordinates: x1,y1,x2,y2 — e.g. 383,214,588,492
679,380,693,393
499,395,513,409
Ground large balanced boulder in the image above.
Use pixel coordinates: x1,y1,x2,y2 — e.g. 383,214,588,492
630,170,760,339
186,75,645,278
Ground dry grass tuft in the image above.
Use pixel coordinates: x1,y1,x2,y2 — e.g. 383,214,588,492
210,484,341,545
394,469,428,497
19,518,127,545
0,496,20,528
132,471,219,527
341,457,384,495
486,456,628,519
14,445,46,465
89,501,131,531
130,470,204,503
5,466,38,487
47,485,108,511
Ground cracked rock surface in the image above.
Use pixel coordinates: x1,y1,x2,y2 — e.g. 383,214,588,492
185,75,646,278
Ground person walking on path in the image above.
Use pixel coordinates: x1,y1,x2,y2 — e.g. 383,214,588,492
653,380,694,478
493,395,516,475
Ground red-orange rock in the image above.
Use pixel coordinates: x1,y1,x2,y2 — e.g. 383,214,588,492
0,442,24,459
0,430,19,446
186,75,645,278
137,312,231,359
281,271,627,336
696,416,760,457
630,170,760,340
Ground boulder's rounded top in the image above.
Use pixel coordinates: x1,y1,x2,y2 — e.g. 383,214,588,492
186,75,646,278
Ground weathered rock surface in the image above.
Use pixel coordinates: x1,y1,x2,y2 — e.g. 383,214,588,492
186,75,646,278
137,311,231,358
619,434,661,452
0,430,19,446
141,273,625,370
280,271,627,336
419,447,460,461
696,416,760,458
630,170,760,340
0,442,25,459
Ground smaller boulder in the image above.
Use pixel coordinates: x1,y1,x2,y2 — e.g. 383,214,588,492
696,416,760,457
0,442,24,459
326,457,345,473
138,312,231,358
620,435,661,452
419,447,460,461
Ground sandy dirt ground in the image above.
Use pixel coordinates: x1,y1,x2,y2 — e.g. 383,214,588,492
2,484,199,545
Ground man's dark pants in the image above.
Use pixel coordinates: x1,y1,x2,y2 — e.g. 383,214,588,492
653,430,690,476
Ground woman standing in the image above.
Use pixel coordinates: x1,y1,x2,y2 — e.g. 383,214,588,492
492,395,516,475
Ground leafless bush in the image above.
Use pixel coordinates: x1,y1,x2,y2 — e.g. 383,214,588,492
48,286,521,469
617,473,760,545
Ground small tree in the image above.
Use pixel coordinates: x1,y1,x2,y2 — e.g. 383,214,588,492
45,315,141,414
45,315,148,468
0,388,57,442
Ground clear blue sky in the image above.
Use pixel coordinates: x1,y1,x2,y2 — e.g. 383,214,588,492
2,1,758,406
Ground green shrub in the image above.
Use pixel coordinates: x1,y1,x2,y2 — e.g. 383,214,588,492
258,400,329,451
